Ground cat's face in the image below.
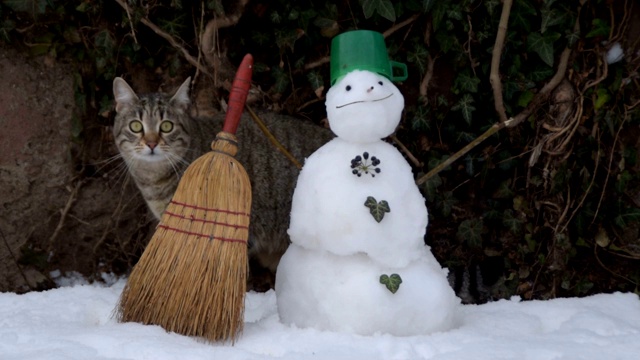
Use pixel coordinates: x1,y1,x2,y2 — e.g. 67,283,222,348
112,77,193,166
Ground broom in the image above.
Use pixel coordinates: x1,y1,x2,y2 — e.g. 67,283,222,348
116,54,254,343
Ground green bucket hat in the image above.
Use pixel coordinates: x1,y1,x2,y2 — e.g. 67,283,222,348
330,30,408,85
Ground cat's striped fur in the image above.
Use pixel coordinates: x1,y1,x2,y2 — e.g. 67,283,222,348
112,77,334,278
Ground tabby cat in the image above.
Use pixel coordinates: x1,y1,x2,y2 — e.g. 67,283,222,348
112,77,334,282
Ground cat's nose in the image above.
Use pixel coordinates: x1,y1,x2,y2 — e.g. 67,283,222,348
147,142,158,150
367,86,374,93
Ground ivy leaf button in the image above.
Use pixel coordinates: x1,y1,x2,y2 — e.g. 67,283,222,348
380,273,403,294
364,196,390,223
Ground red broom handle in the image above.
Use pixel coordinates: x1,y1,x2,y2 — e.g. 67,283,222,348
223,54,254,134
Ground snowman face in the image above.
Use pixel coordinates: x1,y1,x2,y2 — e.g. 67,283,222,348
325,70,404,143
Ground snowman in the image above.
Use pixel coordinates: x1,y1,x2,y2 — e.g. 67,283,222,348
275,30,460,336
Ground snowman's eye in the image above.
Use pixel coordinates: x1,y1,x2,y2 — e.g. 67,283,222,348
378,81,383,86
346,85,351,91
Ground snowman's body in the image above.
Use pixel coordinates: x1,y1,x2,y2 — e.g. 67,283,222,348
276,70,459,336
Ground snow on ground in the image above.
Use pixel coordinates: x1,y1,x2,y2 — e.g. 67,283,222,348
1,277,639,360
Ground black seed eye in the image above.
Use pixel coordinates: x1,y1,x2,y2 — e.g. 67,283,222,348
346,85,351,91
378,81,383,86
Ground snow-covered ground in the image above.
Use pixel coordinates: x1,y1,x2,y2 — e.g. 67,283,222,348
1,276,639,360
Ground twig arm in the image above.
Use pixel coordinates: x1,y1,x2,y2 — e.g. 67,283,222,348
416,119,512,185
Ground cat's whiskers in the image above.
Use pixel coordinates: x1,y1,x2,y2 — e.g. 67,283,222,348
113,156,136,189
91,153,127,175
164,152,187,180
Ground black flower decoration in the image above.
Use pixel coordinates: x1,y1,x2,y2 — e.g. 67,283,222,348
350,152,381,177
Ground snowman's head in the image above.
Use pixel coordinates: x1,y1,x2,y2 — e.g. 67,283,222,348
325,70,404,143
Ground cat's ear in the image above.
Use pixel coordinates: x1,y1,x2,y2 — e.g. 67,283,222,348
113,77,139,113
170,77,191,111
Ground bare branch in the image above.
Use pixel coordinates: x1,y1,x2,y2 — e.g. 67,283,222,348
200,0,249,82
419,54,437,101
390,134,423,168
489,0,512,123
382,14,421,38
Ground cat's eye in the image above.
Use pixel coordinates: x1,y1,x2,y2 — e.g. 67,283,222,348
346,85,351,91
160,121,174,133
129,120,143,133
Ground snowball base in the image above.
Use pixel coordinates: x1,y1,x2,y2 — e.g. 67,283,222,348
276,244,460,336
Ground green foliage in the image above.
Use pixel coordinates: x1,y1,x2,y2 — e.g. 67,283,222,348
456,218,483,248
452,94,475,125
527,32,561,67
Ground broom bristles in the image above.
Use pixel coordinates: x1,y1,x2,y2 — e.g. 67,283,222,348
117,131,251,343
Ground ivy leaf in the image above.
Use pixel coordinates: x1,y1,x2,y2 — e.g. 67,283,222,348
407,44,429,75
361,0,396,22
566,31,580,47
541,8,566,34
380,273,403,294
527,32,560,67
94,30,115,55
272,67,289,94
528,67,554,82
452,94,475,125
510,0,536,32
454,72,480,93
457,218,484,248
421,173,442,203
594,88,611,110
410,105,431,132
517,90,534,108
438,191,457,217
493,180,514,199
364,196,391,223
586,18,610,38
503,209,523,234
306,71,325,99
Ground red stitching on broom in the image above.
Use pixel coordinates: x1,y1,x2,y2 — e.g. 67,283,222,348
157,225,248,244
170,200,250,216
164,211,249,230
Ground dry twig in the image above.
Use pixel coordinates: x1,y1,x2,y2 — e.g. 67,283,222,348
48,180,84,253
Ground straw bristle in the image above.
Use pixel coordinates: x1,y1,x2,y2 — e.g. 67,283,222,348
116,132,251,343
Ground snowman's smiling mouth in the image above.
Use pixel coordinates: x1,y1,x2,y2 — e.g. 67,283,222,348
335,93,394,109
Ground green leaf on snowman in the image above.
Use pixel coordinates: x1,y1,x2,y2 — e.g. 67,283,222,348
379,273,402,294
364,196,390,223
